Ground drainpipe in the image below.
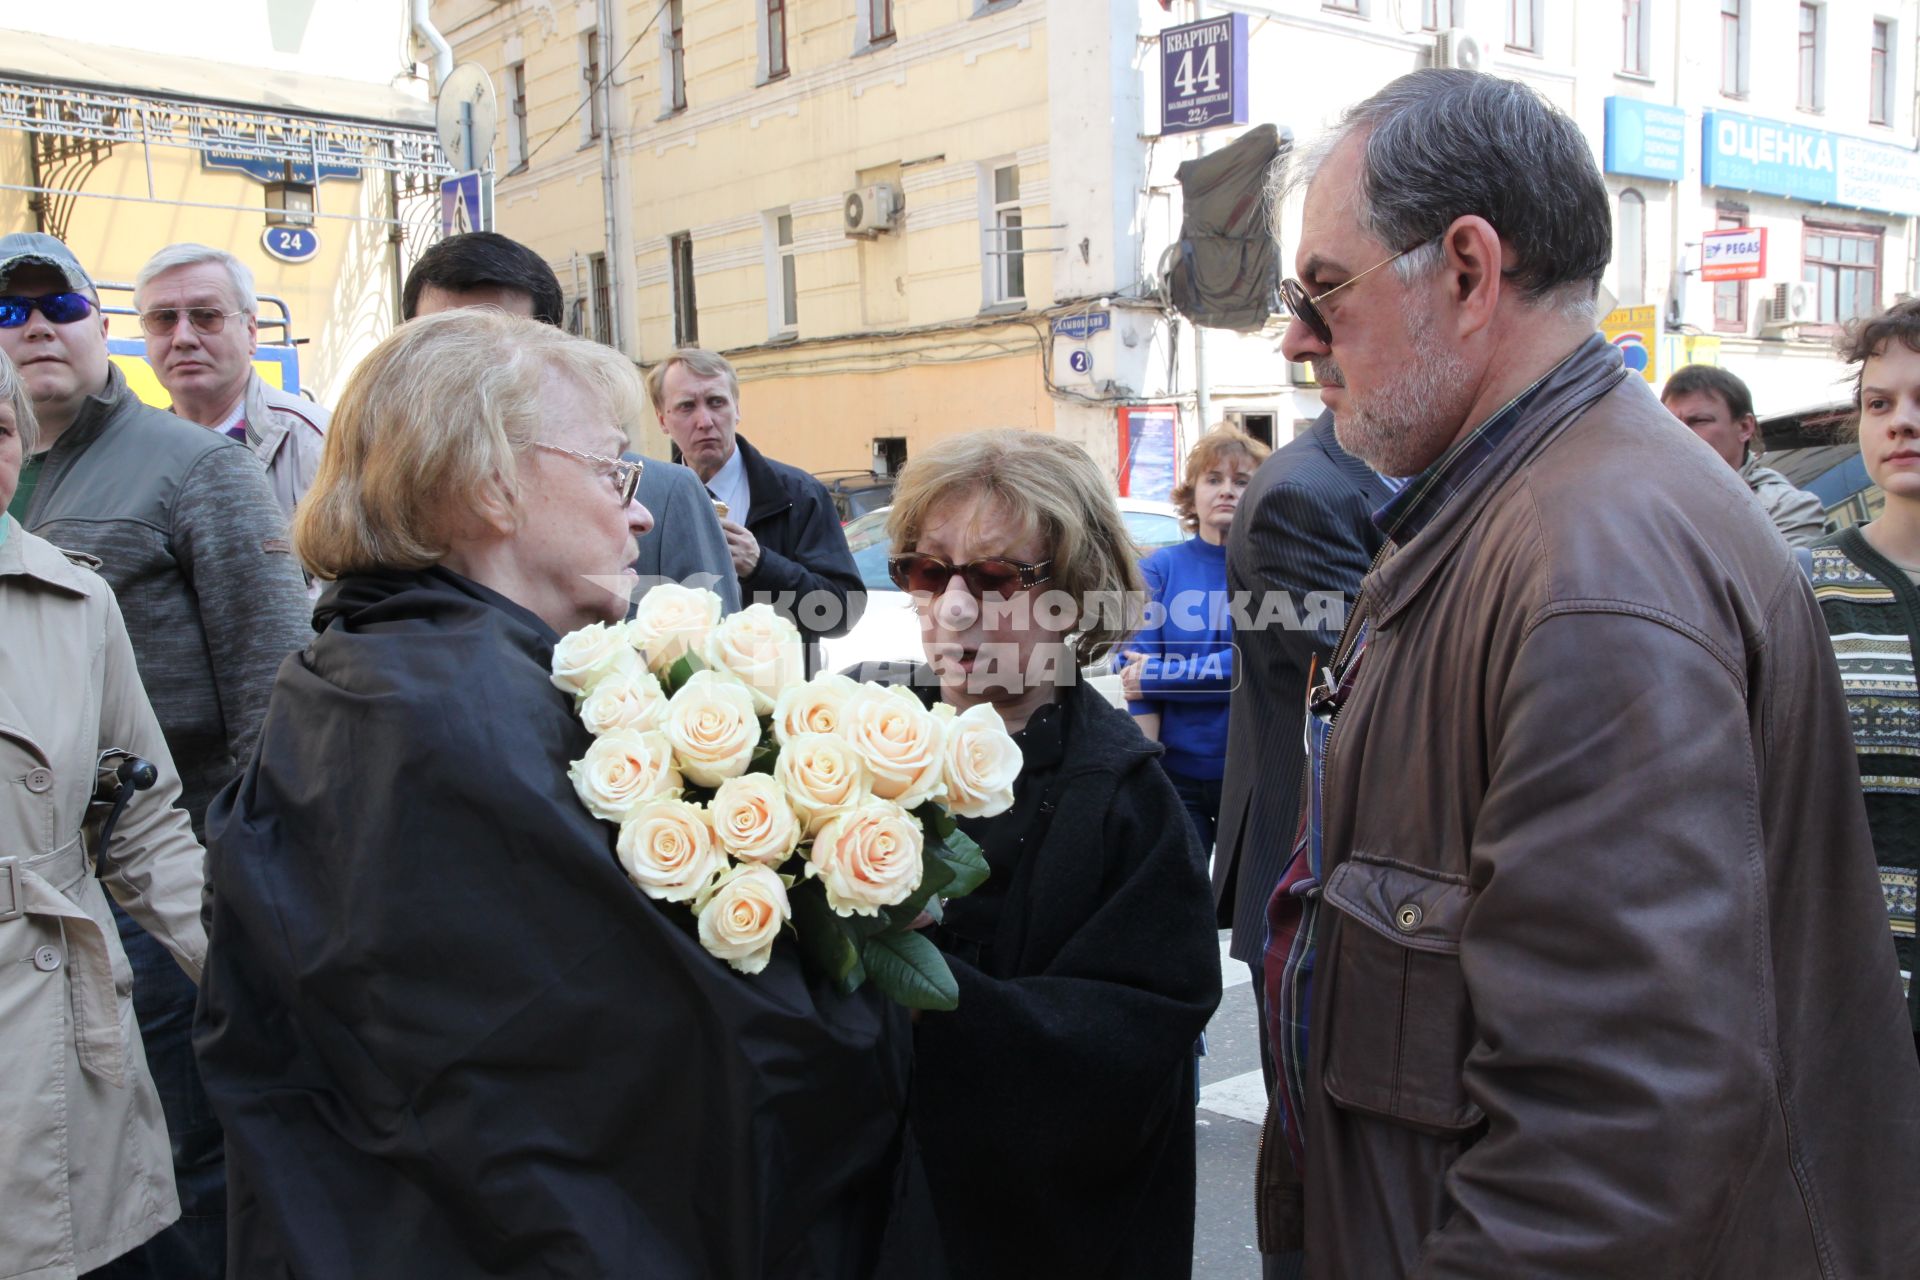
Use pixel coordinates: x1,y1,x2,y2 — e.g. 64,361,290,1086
412,0,454,88
596,0,624,354
1190,0,1211,436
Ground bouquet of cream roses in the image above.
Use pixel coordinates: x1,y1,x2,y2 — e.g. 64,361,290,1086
551,584,1020,1011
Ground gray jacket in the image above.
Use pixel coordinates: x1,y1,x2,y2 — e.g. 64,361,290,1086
238,371,328,522
1739,455,1829,548
20,363,314,835
632,455,740,613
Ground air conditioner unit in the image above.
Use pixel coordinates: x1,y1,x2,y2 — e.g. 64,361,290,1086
843,183,901,237
1433,28,1483,71
1757,280,1814,333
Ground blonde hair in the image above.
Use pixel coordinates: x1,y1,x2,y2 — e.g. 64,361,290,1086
886,429,1145,667
295,309,647,580
644,347,740,416
0,346,39,457
1171,426,1270,532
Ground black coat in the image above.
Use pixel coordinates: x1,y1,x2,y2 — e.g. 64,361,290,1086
734,435,864,656
907,679,1223,1278
194,568,917,1279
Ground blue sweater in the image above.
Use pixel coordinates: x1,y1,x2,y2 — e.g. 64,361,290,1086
1125,536,1233,780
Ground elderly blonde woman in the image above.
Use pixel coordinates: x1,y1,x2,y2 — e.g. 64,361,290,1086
193,311,920,1278
0,347,208,1277
880,430,1221,1277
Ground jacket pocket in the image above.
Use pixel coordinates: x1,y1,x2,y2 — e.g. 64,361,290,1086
1319,853,1485,1135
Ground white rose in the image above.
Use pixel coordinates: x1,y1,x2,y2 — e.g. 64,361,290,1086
628,584,723,674
703,604,805,715
696,863,791,975
551,621,644,697
807,798,925,917
941,702,1022,819
709,773,801,867
773,732,873,835
663,670,762,788
617,798,724,903
772,672,860,746
841,685,947,810
579,669,669,736
568,730,681,823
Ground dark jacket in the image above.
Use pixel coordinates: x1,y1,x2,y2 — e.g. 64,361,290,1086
735,435,863,652
630,454,741,612
21,362,314,835
908,678,1222,1278
1214,415,1388,958
195,568,918,1279
1259,337,1920,1276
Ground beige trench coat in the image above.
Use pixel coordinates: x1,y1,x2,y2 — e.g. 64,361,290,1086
0,515,208,1280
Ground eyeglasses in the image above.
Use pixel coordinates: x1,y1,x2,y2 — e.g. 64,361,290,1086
535,443,645,505
888,553,1053,598
0,292,95,328
138,307,247,337
1279,237,1437,347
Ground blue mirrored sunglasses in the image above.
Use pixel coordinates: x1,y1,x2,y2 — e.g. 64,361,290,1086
0,292,96,328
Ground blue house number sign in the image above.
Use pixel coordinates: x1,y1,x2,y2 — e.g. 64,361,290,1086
262,226,319,264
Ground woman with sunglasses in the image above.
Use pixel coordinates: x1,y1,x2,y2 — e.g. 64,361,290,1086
879,430,1221,1278
194,310,923,1278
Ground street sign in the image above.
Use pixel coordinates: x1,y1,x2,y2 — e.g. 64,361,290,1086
1159,15,1249,136
436,63,499,172
1068,349,1093,375
441,171,488,237
1600,304,1659,385
1051,311,1112,340
261,226,320,264
1700,227,1766,282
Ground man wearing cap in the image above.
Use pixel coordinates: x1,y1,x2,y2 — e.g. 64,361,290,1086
137,242,328,522
0,231,313,1279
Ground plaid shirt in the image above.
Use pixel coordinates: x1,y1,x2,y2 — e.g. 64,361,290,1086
1262,369,1556,1172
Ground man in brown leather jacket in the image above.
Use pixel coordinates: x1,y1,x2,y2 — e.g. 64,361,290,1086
1258,69,1920,1277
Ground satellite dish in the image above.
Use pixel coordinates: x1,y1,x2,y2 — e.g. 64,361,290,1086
436,63,499,172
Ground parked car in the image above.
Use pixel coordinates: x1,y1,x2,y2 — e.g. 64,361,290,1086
814,471,898,523
824,499,1185,706
1753,402,1876,528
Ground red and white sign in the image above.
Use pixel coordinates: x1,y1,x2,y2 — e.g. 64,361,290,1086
1700,227,1767,282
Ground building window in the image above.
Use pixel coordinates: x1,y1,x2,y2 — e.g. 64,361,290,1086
583,30,604,141
766,0,790,81
1797,3,1824,112
1615,189,1646,306
1803,223,1882,328
1720,0,1747,97
871,0,894,42
1420,0,1458,30
1712,205,1749,333
1322,0,1364,14
669,233,698,347
590,252,612,346
986,164,1025,306
766,211,798,337
1622,0,1649,75
507,62,528,168
1871,20,1893,125
665,0,687,113
1506,0,1539,52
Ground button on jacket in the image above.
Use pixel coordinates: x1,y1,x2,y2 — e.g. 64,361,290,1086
1259,336,1920,1277
0,515,208,1279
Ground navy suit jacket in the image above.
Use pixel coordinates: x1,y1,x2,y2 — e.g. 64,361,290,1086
1214,412,1391,965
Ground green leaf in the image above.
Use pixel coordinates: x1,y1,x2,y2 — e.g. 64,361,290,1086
936,829,991,899
883,849,955,929
790,880,861,984
664,652,706,694
862,929,960,1011
747,739,779,776
916,803,958,841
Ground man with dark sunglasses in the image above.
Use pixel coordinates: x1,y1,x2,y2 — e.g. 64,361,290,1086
0,230,313,1280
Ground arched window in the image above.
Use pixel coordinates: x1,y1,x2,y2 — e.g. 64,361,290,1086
1616,189,1647,307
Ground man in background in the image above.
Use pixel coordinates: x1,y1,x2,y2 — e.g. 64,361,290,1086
1662,364,1827,546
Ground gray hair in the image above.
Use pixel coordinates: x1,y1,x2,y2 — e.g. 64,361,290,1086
1268,69,1609,325
134,243,257,315
0,346,40,456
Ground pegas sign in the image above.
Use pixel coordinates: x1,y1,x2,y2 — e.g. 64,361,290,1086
1701,110,1920,216
1699,227,1765,283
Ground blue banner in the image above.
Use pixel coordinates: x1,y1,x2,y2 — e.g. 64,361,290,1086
1603,97,1687,182
1701,110,1920,216
1159,15,1249,136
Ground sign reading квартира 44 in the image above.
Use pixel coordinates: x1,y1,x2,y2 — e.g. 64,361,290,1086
1701,110,1920,218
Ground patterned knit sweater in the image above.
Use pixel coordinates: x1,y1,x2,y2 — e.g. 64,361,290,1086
1811,527,1920,1037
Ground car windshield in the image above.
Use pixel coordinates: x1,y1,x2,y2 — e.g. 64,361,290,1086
845,509,898,592
1124,509,1185,551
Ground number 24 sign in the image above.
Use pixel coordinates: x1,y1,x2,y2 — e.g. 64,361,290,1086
262,226,319,264
1159,14,1249,137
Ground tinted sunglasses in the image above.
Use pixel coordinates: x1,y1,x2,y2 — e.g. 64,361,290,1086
0,292,95,328
888,553,1052,597
1279,236,1437,347
139,307,246,337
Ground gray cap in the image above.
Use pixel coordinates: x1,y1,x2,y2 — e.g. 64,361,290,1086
0,231,94,294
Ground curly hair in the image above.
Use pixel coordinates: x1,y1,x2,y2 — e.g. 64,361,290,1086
1839,298,1920,410
1171,426,1271,532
